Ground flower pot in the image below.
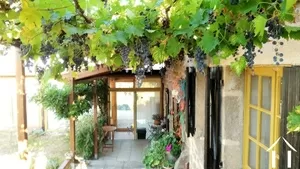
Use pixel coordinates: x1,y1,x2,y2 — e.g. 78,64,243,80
165,151,177,162
154,120,161,125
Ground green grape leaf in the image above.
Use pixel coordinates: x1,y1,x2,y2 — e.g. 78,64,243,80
198,32,219,53
230,56,247,76
284,26,300,33
253,15,267,39
236,19,250,31
211,56,220,65
229,33,247,46
289,30,300,40
125,25,144,37
190,9,209,27
287,111,300,133
166,37,183,57
115,31,128,45
151,45,168,63
282,0,297,12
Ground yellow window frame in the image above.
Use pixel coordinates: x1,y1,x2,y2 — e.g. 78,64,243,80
243,67,282,169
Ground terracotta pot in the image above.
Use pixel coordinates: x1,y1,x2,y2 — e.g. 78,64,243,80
154,120,161,125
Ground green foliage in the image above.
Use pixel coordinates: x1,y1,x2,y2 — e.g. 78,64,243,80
287,105,300,133
31,83,71,119
0,0,300,76
143,132,182,168
31,79,109,119
46,157,61,169
75,113,106,159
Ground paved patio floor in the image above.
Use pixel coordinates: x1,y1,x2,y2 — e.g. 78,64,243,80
87,140,148,169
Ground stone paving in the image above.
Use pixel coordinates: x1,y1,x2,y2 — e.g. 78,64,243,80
87,140,148,169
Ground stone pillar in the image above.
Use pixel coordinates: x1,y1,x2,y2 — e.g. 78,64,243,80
220,66,244,169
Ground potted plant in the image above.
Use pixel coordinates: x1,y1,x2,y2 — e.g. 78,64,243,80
152,114,161,125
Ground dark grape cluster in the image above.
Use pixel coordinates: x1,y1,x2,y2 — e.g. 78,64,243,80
243,32,256,67
208,11,216,24
42,23,53,34
266,17,283,39
135,66,146,88
194,47,206,73
272,40,284,65
41,42,56,56
230,0,239,5
134,37,152,66
20,44,31,56
116,45,131,66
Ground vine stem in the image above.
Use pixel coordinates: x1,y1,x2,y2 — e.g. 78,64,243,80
73,0,92,24
37,5,73,11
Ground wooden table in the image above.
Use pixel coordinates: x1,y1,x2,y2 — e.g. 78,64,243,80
102,126,117,152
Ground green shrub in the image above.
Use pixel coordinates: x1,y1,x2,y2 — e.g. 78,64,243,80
76,113,106,159
143,132,182,168
46,157,61,169
287,105,300,133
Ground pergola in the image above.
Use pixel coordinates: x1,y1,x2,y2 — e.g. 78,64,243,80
15,54,163,168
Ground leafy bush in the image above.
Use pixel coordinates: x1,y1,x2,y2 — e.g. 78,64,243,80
143,132,182,168
31,80,109,119
46,157,61,169
287,105,300,133
76,113,107,159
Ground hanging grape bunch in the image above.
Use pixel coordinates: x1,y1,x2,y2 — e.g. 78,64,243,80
194,47,206,73
135,66,146,88
116,45,131,66
266,17,283,39
272,41,285,65
134,37,152,68
243,32,256,68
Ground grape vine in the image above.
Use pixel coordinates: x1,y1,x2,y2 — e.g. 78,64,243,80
0,0,298,79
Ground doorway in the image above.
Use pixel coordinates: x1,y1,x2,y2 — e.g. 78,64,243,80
109,77,162,140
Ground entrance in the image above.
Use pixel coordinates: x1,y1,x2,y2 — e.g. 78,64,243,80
109,77,162,139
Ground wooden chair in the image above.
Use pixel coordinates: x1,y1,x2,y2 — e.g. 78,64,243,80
102,126,117,152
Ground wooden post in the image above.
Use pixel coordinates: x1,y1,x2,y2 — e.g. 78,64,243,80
93,80,98,159
16,49,28,159
40,108,45,131
69,77,75,158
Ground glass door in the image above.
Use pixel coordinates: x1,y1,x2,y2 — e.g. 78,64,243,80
116,91,134,130
243,67,282,169
136,91,160,139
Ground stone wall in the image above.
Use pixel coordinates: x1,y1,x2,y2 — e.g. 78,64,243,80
220,66,244,169
184,67,245,169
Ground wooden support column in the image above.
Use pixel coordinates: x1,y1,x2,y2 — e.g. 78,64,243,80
16,49,28,159
110,79,116,125
69,77,75,158
93,80,98,159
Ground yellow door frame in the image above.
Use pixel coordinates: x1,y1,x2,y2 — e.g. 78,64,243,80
243,67,283,169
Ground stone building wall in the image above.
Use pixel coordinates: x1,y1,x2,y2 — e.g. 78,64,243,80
220,67,244,169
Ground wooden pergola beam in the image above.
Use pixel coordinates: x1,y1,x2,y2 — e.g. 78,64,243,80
68,77,76,159
93,80,98,159
16,52,28,159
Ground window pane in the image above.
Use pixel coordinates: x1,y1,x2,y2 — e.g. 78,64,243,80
249,140,256,169
261,112,271,146
115,82,134,88
140,79,161,88
251,75,258,105
260,148,269,169
262,76,272,110
250,109,257,138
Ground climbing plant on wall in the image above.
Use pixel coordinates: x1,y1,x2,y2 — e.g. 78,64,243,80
1,0,300,79
287,105,300,133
